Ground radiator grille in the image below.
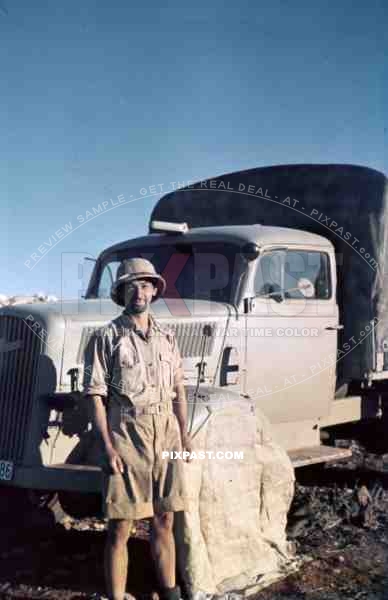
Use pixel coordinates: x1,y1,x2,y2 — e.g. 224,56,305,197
168,321,216,358
0,316,42,461
77,321,217,362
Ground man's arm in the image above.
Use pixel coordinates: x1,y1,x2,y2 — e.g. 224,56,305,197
88,394,124,474
83,332,124,475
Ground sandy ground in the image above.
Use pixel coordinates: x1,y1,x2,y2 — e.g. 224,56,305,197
1,444,388,600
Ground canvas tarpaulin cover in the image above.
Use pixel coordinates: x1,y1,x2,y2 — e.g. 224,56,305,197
173,391,296,596
151,164,388,382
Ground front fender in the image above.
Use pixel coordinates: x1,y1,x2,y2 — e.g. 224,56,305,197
186,385,254,439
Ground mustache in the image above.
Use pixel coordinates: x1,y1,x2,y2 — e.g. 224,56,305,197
126,297,150,313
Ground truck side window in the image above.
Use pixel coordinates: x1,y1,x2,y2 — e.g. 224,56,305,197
284,251,331,299
254,251,284,298
255,250,331,300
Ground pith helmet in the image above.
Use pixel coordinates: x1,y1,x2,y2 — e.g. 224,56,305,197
111,258,166,306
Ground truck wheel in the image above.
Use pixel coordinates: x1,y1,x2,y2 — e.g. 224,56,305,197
57,490,102,519
58,432,103,518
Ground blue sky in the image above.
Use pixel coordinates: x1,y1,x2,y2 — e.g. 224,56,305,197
1,0,387,298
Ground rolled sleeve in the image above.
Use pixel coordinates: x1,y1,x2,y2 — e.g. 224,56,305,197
82,330,111,398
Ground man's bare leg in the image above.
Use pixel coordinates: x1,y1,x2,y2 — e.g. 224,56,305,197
150,512,176,589
105,518,133,600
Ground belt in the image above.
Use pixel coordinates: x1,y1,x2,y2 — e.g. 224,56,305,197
120,401,174,420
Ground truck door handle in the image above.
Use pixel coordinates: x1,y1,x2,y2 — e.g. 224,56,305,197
324,324,344,331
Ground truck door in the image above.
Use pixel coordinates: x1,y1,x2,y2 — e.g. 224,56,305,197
245,247,338,423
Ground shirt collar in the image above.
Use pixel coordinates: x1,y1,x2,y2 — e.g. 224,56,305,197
122,309,159,339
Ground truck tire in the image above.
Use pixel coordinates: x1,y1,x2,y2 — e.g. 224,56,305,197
57,490,102,519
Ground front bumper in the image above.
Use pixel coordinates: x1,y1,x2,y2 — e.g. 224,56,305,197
0,463,102,494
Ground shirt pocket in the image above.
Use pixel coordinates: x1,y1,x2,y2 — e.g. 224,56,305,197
113,347,144,396
117,342,138,368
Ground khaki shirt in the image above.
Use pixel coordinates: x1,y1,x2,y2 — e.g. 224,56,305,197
83,311,184,410
83,311,187,519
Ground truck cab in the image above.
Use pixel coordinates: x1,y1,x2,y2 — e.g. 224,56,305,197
84,222,340,456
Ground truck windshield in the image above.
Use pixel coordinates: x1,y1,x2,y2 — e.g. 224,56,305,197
95,241,245,304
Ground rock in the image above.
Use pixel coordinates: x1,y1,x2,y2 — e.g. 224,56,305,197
356,485,372,508
91,522,106,530
174,393,296,595
352,485,375,528
364,453,388,472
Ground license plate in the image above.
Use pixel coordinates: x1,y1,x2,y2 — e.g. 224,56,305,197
0,460,14,481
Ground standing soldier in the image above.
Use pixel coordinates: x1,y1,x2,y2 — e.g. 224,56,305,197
83,258,192,600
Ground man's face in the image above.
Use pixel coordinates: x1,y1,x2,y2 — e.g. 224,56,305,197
123,278,157,313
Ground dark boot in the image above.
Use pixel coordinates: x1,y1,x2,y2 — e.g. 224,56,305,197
160,586,182,600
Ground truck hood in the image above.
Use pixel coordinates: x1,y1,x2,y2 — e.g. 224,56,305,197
0,296,232,322
0,298,235,390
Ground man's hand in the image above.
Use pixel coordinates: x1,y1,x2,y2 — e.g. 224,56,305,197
106,445,125,474
89,396,125,474
182,433,193,462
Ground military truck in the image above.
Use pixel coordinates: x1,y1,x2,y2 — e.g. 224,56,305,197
1,163,387,512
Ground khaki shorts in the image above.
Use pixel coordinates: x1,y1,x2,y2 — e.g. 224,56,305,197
102,411,187,520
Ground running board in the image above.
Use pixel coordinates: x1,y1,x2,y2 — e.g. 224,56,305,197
288,445,352,468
